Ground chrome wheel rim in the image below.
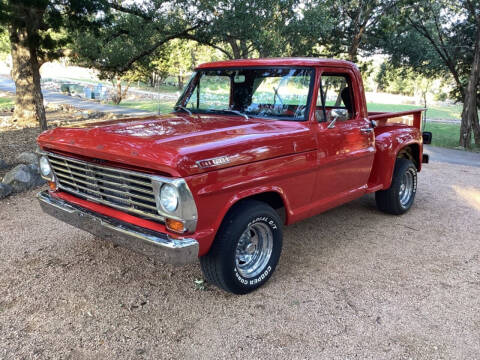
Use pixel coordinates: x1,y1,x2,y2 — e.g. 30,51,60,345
235,222,273,279
399,170,414,207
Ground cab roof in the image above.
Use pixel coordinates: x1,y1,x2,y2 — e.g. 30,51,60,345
196,57,356,69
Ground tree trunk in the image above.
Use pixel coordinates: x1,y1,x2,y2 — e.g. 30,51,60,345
473,111,480,144
10,26,47,130
121,81,130,99
177,75,184,90
347,20,367,63
348,35,361,62
459,26,480,148
111,77,123,104
239,40,249,58
229,39,242,59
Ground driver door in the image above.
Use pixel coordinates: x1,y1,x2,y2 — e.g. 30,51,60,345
312,68,375,209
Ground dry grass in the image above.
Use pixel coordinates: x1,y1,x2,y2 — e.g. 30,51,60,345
0,93,113,178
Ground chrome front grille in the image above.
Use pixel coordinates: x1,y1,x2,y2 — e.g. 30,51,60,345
47,153,163,222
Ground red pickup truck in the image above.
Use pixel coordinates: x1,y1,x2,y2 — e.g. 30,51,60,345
37,58,430,294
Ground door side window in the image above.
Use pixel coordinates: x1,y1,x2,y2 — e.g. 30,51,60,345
316,74,355,122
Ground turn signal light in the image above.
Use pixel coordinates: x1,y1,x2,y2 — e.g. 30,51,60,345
166,218,185,233
48,181,57,191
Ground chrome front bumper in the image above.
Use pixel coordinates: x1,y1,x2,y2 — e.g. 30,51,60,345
37,191,199,265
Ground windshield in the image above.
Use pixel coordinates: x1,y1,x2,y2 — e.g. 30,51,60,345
175,67,314,121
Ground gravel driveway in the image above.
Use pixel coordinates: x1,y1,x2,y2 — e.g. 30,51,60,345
1,162,479,359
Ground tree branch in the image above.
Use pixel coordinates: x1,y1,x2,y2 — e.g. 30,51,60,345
115,29,196,73
107,2,155,21
406,12,464,97
182,34,234,59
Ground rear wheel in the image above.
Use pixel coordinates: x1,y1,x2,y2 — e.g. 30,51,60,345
375,158,417,215
200,200,283,294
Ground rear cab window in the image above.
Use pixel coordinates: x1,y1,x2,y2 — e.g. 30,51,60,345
316,73,355,122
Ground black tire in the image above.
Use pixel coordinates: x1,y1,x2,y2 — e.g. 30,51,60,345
375,158,417,215
200,199,283,294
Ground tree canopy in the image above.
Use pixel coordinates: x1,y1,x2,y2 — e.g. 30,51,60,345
1,0,479,148
377,0,480,147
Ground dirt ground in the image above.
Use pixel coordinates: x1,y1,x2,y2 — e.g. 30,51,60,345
1,161,480,359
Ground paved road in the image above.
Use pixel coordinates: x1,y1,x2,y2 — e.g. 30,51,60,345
425,145,480,167
0,77,156,117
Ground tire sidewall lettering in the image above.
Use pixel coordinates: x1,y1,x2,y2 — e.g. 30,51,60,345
234,265,272,286
233,216,278,288
247,216,278,231
410,168,417,194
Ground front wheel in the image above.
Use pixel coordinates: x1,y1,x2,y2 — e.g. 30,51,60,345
375,158,417,215
200,200,283,294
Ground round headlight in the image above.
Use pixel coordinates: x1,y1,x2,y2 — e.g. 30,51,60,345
160,184,179,212
39,156,51,177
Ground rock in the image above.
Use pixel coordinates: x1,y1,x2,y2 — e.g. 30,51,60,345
28,163,45,186
2,164,44,192
28,162,39,173
0,183,13,199
0,159,7,169
15,152,38,165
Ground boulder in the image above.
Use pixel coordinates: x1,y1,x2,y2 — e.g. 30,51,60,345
0,183,12,199
28,163,45,186
0,159,7,169
15,151,38,165
2,164,44,193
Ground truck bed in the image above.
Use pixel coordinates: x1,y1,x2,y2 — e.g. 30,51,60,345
368,109,425,129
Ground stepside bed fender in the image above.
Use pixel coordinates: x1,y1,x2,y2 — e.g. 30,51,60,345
368,126,423,190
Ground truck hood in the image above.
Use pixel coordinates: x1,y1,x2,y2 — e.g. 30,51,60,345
37,113,316,177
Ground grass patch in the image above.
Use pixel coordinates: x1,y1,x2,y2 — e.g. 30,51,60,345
0,94,14,110
367,102,462,120
112,100,175,114
116,99,463,121
423,121,479,150
111,98,478,150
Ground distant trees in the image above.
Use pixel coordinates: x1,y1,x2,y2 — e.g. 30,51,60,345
0,0,110,130
188,0,301,59
149,39,222,89
1,0,480,149
70,1,208,103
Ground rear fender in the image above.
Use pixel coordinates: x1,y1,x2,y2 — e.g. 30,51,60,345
368,126,423,190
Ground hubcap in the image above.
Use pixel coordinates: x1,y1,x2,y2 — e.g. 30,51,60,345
235,222,273,279
399,170,414,207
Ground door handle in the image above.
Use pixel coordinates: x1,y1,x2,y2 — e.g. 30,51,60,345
360,127,373,134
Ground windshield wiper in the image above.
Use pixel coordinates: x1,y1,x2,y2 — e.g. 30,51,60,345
174,105,193,115
207,108,249,120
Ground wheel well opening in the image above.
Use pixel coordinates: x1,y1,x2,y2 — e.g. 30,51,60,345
238,191,287,224
397,144,419,169
249,191,284,210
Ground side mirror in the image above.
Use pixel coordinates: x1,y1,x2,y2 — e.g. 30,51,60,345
422,131,432,144
327,108,349,128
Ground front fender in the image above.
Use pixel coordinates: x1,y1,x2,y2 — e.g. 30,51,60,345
185,151,317,256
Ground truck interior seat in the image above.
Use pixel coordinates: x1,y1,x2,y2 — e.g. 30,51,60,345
341,87,353,116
